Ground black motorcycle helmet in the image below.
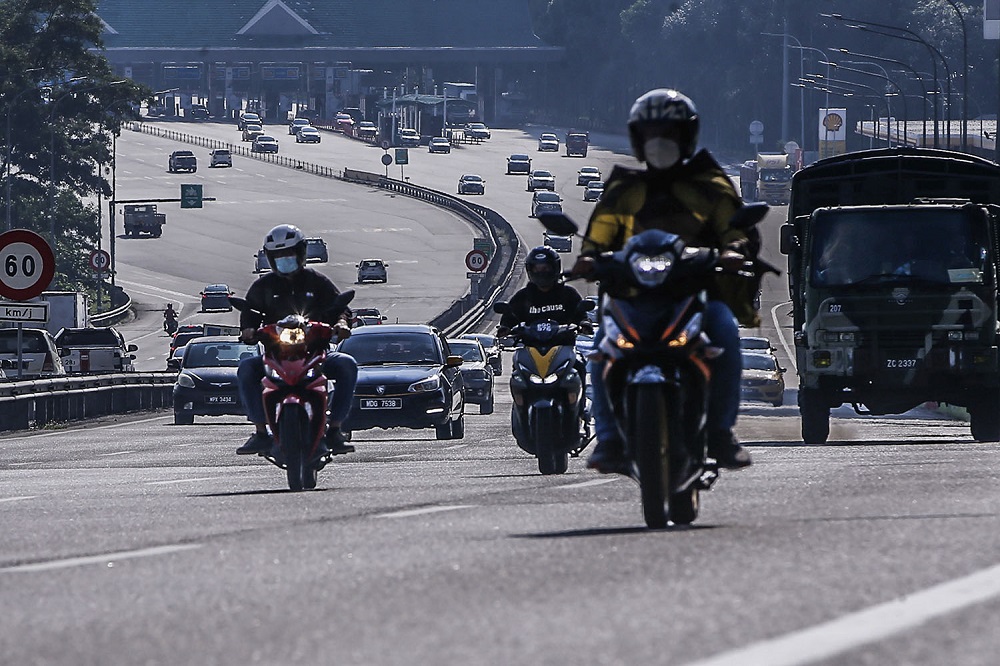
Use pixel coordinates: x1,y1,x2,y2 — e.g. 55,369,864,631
627,88,699,163
525,246,561,290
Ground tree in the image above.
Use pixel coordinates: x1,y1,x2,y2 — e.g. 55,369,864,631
0,0,148,291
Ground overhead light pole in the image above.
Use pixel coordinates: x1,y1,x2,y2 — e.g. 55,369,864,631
941,0,968,150
832,60,909,146
830,48,929,148
804,74,892,147
822,14,950,149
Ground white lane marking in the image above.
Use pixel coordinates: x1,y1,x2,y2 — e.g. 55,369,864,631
381,454,416,459
146,476,221,486
7,462,37,466
116,279,191,300
441,444,469,450
0,496,37,503
4,414,169,440
376,505,475,519
771,301,796,371
556,478,618,490
2,544,202,573
97,450,135,457
683,561,1000,666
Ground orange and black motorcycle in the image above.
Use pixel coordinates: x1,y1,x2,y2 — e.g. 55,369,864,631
540,206,769,527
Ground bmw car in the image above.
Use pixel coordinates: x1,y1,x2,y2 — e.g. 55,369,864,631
337,325,466,439
172,337,260,425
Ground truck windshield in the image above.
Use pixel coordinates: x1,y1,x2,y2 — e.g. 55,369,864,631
809,208,988,287
760,170,790,182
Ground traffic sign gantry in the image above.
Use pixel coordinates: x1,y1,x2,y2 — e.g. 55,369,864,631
0,229,55,301
465,249,488,272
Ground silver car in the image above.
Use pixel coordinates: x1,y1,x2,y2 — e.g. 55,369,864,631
209,149,232,168
357,258,388,283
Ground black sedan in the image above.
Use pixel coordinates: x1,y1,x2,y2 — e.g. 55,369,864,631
337,325,466,439
172,337,260,425
447,338,495,414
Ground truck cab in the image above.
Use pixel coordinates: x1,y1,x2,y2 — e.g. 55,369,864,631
781,147,1000,444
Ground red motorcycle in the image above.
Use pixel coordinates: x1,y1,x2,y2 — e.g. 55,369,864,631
231,291,353,491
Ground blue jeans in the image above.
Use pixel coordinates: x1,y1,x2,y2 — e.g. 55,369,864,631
237,351,358,428
589,300,741,443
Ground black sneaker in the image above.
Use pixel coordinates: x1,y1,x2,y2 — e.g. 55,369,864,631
325,428,355,455
707,430,752,470
586,438,628,474
237,432,273,455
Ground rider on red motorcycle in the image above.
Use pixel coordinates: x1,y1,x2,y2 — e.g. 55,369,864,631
236,224,357,456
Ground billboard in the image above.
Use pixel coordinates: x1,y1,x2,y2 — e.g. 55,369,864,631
819,108,847,159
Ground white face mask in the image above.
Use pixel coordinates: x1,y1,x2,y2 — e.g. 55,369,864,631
274,255,300,275
644,137,682,170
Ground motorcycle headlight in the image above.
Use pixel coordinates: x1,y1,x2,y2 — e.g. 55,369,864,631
528,373,560,384
409,374,441,392
176,373,195,388
278,326,305,345
629,253,673,287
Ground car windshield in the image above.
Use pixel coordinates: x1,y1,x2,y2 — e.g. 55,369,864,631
55,330,119,346
361,261,382,268
587,182,604,189
534,171,552,178
536,192,560,202
339,333,442,365
809,208,989,287
204,285,229,294
510,155,529,161
742,354,778,371
184,342,259,368
448,342,484,362
462,175,482,182
740,338,771,350
462,334,495,348
214,150,230,156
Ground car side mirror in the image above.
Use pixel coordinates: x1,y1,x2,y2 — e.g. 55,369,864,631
127,344,138,352
493,301,510,315
381,315,388,321
778,367,787,373
446,355,464,367
779,224,797,255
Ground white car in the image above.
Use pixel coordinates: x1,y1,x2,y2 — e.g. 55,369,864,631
577,166,602,185
295,126,321,143
538,133,560,152
527,169,556,191
0,328,66,378
398,128,420,147
583,180,605,202
428,137,451,153
209,149,232,168
464,122,491,140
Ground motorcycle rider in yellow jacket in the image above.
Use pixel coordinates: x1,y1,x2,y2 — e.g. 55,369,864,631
571,88,755,473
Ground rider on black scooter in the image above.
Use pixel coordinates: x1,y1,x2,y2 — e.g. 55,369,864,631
163,304,178,333
235,224,358,457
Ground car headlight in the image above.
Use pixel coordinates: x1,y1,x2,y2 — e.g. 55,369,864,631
409,374,441,392
176,373,195,388
629,253,673,287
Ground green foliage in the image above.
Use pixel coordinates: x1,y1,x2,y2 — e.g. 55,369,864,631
529,1,989,156
0,0,149,292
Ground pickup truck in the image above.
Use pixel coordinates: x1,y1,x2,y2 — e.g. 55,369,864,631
122,204,166,238
168,150,197,173
54,327,137,374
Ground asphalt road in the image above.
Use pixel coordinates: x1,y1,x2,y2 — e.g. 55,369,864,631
3,122,999,665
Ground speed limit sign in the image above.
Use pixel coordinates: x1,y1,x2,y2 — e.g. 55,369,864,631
89,249,111,273
0,230,55,300
465,249,488,272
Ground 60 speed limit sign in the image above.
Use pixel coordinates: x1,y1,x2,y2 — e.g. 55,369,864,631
465,249,488,272
0,230,55,301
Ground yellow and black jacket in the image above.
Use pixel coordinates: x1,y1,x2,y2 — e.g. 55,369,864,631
580,150,761,327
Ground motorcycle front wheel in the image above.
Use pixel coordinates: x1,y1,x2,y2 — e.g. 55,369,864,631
278,404,317,491
534,406,568,475
629,384,669,528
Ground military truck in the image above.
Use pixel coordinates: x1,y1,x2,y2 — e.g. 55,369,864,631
123,204,166,238
780,147,1000,444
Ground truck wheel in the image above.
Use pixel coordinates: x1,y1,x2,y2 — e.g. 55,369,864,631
152,229,162,238
799,388,830,444
970,398,1000,442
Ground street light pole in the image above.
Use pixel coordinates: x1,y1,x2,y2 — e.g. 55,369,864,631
942,0,968,150
822,14,949,149
830,48,929,147
839,60,909,146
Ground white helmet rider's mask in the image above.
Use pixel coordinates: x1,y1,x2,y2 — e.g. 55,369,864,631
273,255,299,275
644,137,681,170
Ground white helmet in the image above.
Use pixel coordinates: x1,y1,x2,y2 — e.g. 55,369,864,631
263,224,307,274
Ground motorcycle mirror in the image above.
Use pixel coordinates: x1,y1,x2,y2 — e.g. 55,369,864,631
576,299,596,315
729,202,769,230
536,212,579,237
492,301,511,315
228,296,248,311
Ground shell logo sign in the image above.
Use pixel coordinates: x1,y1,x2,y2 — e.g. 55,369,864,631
819,108,848,158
